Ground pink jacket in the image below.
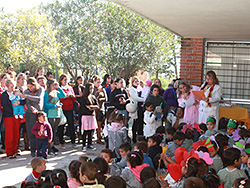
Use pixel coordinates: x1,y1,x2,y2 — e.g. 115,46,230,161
67,178,82,188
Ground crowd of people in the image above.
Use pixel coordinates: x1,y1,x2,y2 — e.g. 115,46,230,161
1,64,250,188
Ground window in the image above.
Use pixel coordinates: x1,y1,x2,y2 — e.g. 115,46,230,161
204,41,250,111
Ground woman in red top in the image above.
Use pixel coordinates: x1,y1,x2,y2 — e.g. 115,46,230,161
59,74,76,149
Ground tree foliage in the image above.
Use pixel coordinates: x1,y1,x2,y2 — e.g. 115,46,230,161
0,9,60,75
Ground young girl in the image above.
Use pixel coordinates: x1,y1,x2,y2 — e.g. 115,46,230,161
121,151,149,188
67,160,83,188
204,116,217,139
79,162,105,188
241,144,250,178
233,178,250,188
107,109,128,159
143,101,162,138
93,157,110,185
200,169,221,188
80,83,99,152
174,158,209,188
31,111,52,159
209,134,227,173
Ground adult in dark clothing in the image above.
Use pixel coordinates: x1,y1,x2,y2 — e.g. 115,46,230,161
145,84,169,117
23,77,45,157
101,74,111,88
1,79,25,158
163,83,178,109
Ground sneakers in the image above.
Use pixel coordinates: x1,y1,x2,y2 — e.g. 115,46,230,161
19,115,23,119
14,115,18,119
8,155,16,159
87,145,96,150
97,139,104,145
52,146,59,153
82,146,87,152
60,145,66,150
72,144,77,149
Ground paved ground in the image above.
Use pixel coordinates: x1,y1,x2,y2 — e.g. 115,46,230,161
0,139,106,188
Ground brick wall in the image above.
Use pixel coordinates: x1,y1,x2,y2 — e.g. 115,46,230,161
180,38,204,86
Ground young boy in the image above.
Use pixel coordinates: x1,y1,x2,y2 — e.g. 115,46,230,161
116,142,132,169
100,148,121,176
218,148,247,188
226,119,237,147
10,89,25,119
166,127,176,144
25,157,46,183
204,116,217,139
166,131,185,160
147,134,162,161
143,102,162,138
134,141,154,167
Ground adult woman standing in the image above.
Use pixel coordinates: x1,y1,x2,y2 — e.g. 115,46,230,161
129,76,145,143
58,74,76,148
101,74,111,88
93,75,107,145
1,79,25,158
177,81,199,124
153,78,164,96
73,76,85,104
80,83,99,151
16,73,29,150
44,79,66,150
199,70,222,128
23,77,45,157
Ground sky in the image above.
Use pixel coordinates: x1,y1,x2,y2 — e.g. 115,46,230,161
0,0,55,13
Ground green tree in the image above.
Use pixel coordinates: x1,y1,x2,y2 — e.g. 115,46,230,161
0,9,60,75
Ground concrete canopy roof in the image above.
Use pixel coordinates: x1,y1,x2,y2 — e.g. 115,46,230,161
113,0,250,40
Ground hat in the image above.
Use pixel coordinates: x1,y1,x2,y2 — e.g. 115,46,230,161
227,119,237,129
146,80,152,87
206,116,216,124
167,163,182,182
174,147,188,164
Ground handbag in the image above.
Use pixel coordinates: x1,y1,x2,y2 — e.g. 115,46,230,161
59,110,67,126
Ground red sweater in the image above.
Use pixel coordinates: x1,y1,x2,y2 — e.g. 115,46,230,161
32,121,52,140
59,86,76,110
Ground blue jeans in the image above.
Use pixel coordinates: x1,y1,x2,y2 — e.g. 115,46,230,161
36,137,48,159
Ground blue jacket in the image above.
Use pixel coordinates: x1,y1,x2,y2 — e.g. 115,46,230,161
1,91,25,118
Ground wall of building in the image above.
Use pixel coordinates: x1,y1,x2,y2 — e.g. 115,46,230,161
180,38,204,86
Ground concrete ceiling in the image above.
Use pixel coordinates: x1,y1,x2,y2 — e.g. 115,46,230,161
113,0,250,40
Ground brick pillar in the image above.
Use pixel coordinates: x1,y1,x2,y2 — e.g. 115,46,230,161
180,38,204,86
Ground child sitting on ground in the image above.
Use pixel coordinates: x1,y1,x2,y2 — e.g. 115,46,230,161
140,166,156,184
166,127,176,144
233,178,250,188
105,176,126,188
25,157,46,183
116,142,132,169
218,117,228,135
143,102,163,138
147,134,163,161
198,123,207,140
204,116,217,139
78,156,92,164
134,141,154,167
181,128,194,152
121,151,149,188
107,109,128,159
67,160,83,188
79,162,105,188
218,148,247,188
93,157,109,185
100,149,121,176
227,119,238,147
31,111,52,159
166,131,185,160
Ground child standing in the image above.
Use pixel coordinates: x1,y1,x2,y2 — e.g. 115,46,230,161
10,89,25,119
117,142,132,169
100,148,121,176
204,116,217,139
143,102,163,138
166,131,185,160
107,110,128,159
79,162,105,188
25,157,46,183
67,160,83,188
218,148,247,188
121,151,149,188
31,111,52,159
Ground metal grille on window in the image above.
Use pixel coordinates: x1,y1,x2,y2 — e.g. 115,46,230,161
204,41,250,114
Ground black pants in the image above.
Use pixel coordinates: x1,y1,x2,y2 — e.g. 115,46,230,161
82,130,93,146
48,118,60,142
63,110,75,144
132,106,144,143
57,125,65,144
36,137,48,159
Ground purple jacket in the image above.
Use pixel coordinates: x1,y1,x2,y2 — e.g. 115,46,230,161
163,87,178,107
32,121,53,140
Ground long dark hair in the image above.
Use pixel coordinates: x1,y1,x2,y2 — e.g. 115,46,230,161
85,83,94,96
101,74,110,87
